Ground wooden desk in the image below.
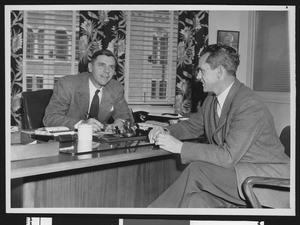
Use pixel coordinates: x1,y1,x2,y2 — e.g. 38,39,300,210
11,140,185,208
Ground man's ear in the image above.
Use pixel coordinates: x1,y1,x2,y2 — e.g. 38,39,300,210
217,66,224,79
88,62,92,72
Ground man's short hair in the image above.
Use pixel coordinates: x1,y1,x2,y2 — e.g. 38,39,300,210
90,49,117,64
200,44,240,76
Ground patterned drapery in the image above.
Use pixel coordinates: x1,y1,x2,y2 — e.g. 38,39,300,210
11,11,23,128
175,11,208,115
79,11,126,83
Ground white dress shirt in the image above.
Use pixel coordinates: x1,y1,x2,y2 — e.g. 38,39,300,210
216,81,235,117
74,79,103,129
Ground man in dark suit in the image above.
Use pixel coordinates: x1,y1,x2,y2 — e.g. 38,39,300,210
148,44,290,208
43,49,132,132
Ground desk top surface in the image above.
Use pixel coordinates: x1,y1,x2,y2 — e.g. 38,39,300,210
10,138,170,179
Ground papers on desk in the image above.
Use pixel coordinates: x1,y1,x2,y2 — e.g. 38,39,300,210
138,121,168,130
151,113,183,119
35,126,75,136
93,131,114,136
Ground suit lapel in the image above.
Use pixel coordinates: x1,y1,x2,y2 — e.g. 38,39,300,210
76,74,90,119
98,83,114,121
211,79,242,146
205,94,217,144
215,79,241,132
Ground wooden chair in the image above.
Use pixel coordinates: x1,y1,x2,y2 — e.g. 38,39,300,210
22,89,53,129
242,126,290,208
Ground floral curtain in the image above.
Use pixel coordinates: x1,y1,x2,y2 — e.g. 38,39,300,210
11,11,23,128
79,11,126,83
175,11,208,114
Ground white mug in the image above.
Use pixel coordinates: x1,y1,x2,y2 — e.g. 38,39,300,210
77,124,92,141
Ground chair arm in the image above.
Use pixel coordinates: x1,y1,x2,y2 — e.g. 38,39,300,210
242,176,290,208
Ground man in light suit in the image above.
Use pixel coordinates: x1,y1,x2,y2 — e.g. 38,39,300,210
43,49,132,132
148,44,290,208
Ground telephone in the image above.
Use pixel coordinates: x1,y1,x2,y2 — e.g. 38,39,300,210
133,111,149,122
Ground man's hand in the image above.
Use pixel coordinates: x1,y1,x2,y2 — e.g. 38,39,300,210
155,133,183,154
105,119,125,133
84,118,104,132
148,126,168,143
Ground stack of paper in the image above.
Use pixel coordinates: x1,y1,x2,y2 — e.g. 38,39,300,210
34,126,75,136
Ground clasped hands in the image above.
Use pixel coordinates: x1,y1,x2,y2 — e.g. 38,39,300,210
84,118,126,133
148,126,183,154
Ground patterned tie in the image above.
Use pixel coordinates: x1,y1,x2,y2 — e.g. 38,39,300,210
214,96,220,124
89,89,100,119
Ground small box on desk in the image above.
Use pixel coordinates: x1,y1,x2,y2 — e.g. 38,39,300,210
11,141,59,161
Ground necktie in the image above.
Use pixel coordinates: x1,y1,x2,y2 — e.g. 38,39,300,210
89,89,100,119
214,96,220,124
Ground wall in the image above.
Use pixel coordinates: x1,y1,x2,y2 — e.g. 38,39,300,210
208,11,292,134
208,10,250,86
265,100,291,134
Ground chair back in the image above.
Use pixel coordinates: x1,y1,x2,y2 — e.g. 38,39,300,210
279,126,290,157
22,89,53,129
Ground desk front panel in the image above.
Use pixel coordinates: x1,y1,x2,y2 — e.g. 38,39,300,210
11,153,184,208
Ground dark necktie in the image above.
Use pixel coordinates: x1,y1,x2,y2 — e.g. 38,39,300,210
214,96,219,124
89,89,100,119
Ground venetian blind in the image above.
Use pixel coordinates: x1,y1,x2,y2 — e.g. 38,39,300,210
126,11,178,105
253,11,290,92
24,10,79,91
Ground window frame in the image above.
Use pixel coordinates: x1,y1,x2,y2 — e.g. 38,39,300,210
124,10,177,106
22,10,79,92
247,11,292,104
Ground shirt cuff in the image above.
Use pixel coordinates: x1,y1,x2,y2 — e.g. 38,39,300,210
163,128,170,134
74,120,84,129
114,118,125,124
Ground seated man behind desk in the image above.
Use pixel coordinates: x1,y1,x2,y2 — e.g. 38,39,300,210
43,49,132,133
148,44,290,208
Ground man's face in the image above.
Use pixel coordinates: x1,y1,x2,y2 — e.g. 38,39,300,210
88,55,116,88
196,53,219,94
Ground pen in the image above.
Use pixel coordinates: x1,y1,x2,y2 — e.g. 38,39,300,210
85,112,93,119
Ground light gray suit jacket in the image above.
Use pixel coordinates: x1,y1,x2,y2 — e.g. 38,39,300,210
43,72,132,129
167,79,290,207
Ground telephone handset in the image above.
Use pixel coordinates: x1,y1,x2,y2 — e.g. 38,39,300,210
133,111,149,122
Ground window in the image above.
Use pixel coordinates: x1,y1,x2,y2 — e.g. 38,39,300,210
23,10,79,91
26,75,43,91
150,29,168,65
252,11,290,92
75,31,79,61
125,11,178,105
37,29,44,59
26,28,34,59
26,76,33,91
55,30,68,60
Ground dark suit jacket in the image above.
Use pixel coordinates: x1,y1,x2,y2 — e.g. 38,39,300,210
167,79,290,207
43,72,132,129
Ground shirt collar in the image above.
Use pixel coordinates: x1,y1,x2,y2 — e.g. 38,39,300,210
216,80,235,110
89,78,102,93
